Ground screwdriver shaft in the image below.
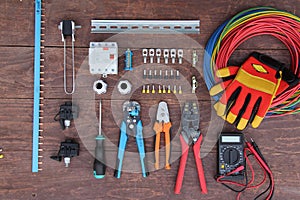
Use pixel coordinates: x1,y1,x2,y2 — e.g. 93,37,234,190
99,100,102,136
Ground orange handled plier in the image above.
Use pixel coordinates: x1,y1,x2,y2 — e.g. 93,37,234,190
153,101,172,170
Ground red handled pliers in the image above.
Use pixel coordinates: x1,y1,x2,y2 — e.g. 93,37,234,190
174,102,207,194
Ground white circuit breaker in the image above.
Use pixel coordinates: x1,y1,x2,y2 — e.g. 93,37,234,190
89,42,118,77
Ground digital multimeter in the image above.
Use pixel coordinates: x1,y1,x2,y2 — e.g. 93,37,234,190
218,132,245,180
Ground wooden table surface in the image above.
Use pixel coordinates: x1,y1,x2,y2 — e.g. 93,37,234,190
0,0,299,199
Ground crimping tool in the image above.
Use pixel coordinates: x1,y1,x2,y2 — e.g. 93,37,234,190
153,101,172,170
175,102,207,194
114,101,149,178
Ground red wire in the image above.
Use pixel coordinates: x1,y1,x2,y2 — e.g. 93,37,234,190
246,143,275,200
215,15,300,109
236,148,268,200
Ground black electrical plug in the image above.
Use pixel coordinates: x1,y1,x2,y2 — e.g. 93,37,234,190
50,139,79,167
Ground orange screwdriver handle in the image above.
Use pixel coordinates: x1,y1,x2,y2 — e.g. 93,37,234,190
153,122,162,170
193,135,208,194
164,122,172,170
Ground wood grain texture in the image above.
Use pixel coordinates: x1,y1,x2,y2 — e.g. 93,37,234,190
0,1,34,46
0,47,33,99
43,0,299,49
0,0,299,200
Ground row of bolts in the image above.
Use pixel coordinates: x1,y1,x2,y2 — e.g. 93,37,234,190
142,85,182,94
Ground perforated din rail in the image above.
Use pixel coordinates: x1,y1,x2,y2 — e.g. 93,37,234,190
91,20,200,34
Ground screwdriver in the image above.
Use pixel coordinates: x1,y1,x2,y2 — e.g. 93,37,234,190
93,99,106,178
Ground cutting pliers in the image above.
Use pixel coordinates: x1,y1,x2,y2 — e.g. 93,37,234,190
153,101,172,170
114,101,149,178
174,101,207,194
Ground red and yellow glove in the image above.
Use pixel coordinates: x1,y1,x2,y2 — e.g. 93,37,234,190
210,52,298,130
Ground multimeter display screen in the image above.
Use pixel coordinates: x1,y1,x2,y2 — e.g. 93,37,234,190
221,136,241,143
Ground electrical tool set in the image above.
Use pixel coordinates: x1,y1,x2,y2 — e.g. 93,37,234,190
32,1,299,198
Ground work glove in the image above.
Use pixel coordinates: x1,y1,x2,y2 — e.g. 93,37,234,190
210,52,298,130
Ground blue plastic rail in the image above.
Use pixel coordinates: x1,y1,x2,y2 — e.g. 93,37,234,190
32,0,42,173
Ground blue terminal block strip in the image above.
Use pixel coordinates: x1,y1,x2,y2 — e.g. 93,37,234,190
32,0,42,173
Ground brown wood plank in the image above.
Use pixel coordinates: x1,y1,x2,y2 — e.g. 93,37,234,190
0,47,33,99
0,1,34,46
44,0,299,50
0,150,300,200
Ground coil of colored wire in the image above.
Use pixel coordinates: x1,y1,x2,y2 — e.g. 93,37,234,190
203,7,300,117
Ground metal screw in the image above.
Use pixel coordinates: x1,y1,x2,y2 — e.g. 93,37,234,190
192,50,198,67
154,70,158,79
148,70,152,79
170,70,174,79
164,70,168,79
176,70,180,79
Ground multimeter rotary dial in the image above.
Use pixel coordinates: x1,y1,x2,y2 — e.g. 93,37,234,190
223,148,240,165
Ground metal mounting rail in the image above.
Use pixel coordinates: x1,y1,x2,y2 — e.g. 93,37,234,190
91,20,200,34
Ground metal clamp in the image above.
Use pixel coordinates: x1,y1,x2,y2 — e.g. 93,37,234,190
58,20,81,95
